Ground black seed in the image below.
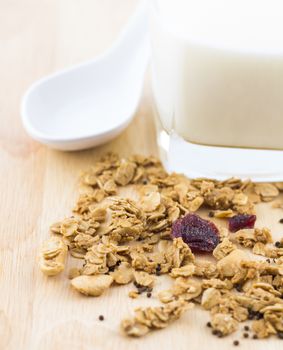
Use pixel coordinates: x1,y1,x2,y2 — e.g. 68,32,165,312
98,315,104,321
247,309,262,320
266,258,271,263
208,211,215,218
156,264,161,271
253,334,258,339
277,332,283,339
142,180,148,185
279,218,283,224
212,330,218,336
134,281,138,287
217,332,223,338
235,284,242,292
233,340,239,346
146,292,152,298
207,322,212,328
108,266,115,272
116,260,121,266
243,333,249,338
244,325,249,331
138,286,148,293
247,309,255,320
255,312,263,320
275,241,281,247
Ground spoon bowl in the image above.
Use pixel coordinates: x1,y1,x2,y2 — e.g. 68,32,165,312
21,1,149,150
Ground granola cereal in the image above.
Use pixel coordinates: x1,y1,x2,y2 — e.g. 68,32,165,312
213,238,237,260
133,271,155,288
217,250,248,278
170,264,195,278
236,227,273,248
211,313,239,336
39,236,68,276
201,288,221,310
111,262,134,285
121,300,194,337
38,154,283,340
71,274,113,296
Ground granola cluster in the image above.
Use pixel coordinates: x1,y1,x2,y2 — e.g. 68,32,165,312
39,154,283,340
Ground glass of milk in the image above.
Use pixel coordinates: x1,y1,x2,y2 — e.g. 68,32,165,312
150,0,283,181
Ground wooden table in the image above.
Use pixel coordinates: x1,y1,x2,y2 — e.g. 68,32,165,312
1,1,282,349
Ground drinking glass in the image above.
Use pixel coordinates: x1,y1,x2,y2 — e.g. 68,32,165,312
149,0,283,181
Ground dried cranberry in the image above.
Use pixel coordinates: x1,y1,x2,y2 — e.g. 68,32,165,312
228,214,256,232
171,213,220,253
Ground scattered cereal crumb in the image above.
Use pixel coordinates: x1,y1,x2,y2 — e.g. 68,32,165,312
71,275,113,297
39,236,68,276
128,290,139,299
121,300,194,337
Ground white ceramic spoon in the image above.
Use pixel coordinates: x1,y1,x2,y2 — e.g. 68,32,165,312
21,1,149,151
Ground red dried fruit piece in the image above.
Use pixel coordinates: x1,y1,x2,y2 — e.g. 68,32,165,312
171,213,220,253
228,214,256,232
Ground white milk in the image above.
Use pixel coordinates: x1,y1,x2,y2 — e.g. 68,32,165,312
150,0,283,149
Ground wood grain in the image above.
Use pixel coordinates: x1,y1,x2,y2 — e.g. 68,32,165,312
0,1,282,349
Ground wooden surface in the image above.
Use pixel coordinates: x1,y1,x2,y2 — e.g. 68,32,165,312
0,1,283,349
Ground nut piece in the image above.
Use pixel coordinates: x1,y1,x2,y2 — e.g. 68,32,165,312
194,260,218,278
121,319,149,337
213,238,236,260
201,288,221,310
158,290,175,304
165,238,195,268
114,161,136,186
71,274,113,296
134,271,155,288
39,236,68,276
217,249,247,278
140,191,161,212
170,264,195,278
111,262,134,285
172,278,202,300
211,313,238,336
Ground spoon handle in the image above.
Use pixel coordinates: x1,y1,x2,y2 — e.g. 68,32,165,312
114,0,150,59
